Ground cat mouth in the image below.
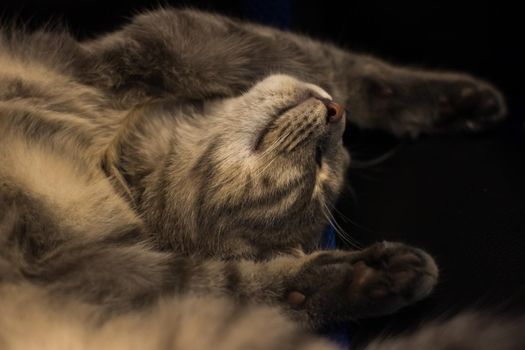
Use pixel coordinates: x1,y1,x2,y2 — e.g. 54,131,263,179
253,97,345,152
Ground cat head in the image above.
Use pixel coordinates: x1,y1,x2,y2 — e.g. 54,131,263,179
121,75,350,257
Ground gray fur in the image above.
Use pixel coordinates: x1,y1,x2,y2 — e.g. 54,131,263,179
0,7,517,350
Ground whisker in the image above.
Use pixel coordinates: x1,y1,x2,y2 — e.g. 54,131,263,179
285,125,315,153
342,182,359,207
320,206,348,246
257,129,292,160
325,199,353,223
349,145,402,169
321,202,362,249
326,201,377,235
252,130,294,177
209,129,294,195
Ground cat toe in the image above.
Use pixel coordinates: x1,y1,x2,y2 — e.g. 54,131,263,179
286,244,437,322
436,79,506,130
348,242,438,317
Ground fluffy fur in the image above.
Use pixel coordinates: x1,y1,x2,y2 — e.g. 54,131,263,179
0,7,519,350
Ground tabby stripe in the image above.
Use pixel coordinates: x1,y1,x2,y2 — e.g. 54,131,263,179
282,121,315,152
154,145,178,232
235,192,313,231
223,261,241,295
274,117,308,146
287,129,315,152
1,107,95,149
219,173,309,211
193,140,221,225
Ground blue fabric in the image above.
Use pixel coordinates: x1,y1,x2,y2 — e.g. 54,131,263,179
320,225,351,349
241,0,292,29
320,224,338,249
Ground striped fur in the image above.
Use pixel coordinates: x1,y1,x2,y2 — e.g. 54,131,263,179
0,7,515,350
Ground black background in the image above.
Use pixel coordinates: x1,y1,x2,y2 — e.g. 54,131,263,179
2,0,524,346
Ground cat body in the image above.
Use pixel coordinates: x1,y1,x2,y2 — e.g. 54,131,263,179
0,8,519,350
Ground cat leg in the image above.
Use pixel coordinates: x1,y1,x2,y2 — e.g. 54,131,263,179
3,217,519,350
343,56,507,137
20,232,436,328
77,8,505,136
174,241,438,327
77,8,342,104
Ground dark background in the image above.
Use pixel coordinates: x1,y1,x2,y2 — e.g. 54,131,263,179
2,0,524,346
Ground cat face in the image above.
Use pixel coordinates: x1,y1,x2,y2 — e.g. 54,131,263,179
163,75,350,255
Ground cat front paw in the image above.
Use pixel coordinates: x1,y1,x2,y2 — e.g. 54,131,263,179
286,243,438,324
434,77,506,131
347,242,438,317
364,70,507,137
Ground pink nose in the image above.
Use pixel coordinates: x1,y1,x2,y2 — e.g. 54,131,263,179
318,98,345,123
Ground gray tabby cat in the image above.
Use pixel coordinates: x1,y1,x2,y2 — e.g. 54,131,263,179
0,7,521,350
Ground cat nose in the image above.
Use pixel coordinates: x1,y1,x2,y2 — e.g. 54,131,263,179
318,98,344,123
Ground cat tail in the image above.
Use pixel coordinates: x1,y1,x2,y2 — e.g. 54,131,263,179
364,313,525,350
